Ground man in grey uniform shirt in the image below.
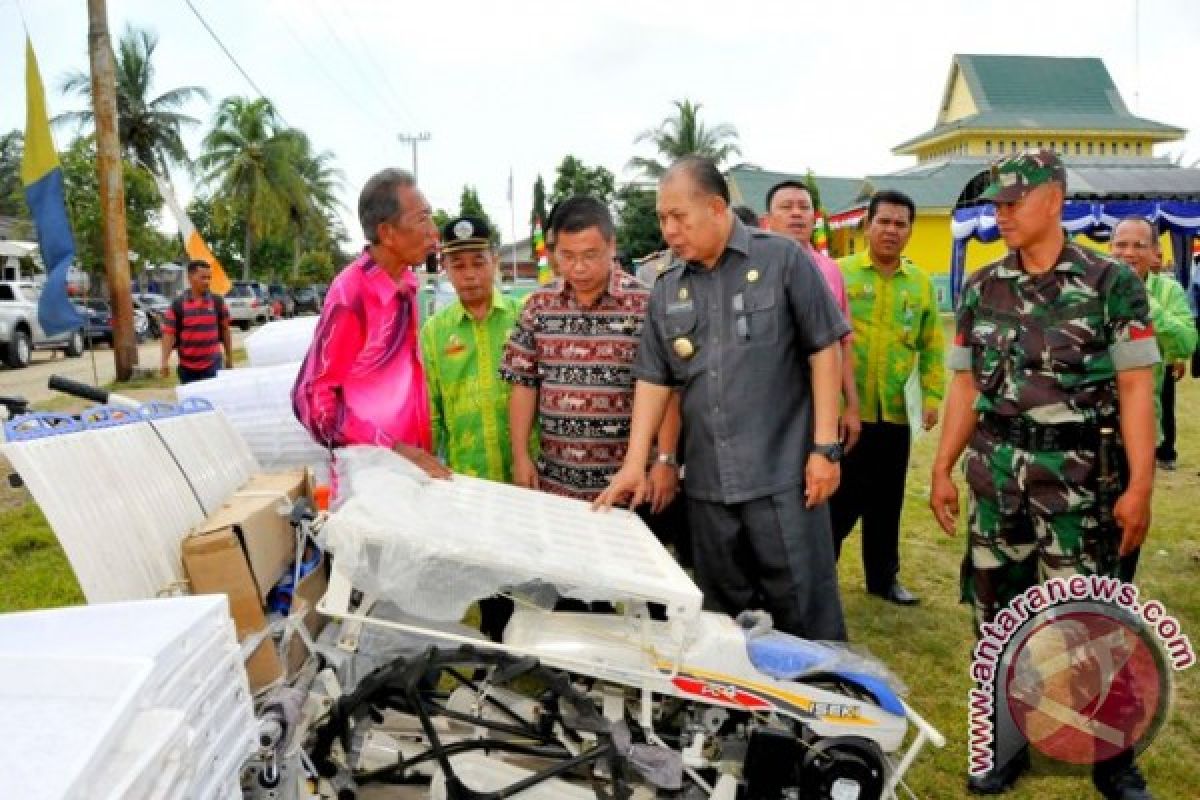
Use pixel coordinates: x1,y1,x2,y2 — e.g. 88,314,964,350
595,156,850,640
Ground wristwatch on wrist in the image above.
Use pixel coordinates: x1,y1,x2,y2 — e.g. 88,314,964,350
656,452,679,468
812,441,844,463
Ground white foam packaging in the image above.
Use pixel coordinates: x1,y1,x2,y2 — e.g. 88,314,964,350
243,315,319,367
0,596,257,800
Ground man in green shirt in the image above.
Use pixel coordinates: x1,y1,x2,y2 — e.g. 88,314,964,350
420,215,525,481
420,215,524,641
831,190,945,606
1110,216,1197,582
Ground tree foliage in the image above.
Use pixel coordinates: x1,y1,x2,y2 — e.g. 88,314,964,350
628,99,742,179
56,24,208,175
196,96,309,278
530,173,549,240
457,185,500,244
60,136,176,275
550,156,615,208
615,184,665,261
0,130,25,218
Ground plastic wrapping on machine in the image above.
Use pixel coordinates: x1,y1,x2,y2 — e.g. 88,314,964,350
321,447,704,626
737,611,908,717
244,316,319,368
333,601,490,693
176,362,330,479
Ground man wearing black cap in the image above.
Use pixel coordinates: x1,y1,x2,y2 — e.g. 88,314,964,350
420,215,525,483
931,150,1158,799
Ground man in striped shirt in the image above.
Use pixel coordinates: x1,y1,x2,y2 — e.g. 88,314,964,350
160,260,233,384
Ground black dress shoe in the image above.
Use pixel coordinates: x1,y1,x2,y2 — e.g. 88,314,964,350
871,582,920,606
1094,761,1153,800
967,748,1030,795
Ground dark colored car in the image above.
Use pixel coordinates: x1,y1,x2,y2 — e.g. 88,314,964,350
268,284,296,318
292,285,321,315
74,300,113,347
75,300,151,346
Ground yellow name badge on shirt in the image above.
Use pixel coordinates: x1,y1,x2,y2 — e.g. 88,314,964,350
445,334,467,357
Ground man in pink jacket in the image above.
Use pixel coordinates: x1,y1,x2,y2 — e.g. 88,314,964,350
293,168,449,478
763,180,862,451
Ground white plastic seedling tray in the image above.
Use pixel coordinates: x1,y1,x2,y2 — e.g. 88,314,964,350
97,708,187,800
188,707,257,800
145,756,189,800
0,596,231,683
0,654,154,800
150,624,239,709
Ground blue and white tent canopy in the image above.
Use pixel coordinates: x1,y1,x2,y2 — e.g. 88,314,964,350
950,199,1200,304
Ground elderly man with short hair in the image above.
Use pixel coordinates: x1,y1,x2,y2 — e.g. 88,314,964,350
292,167,448,478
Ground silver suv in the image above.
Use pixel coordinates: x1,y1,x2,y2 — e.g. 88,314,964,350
0,281,85,368
226,282,270,330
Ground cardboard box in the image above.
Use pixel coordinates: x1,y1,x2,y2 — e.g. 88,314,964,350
283,555,330,677
192,470,311,602
181,469,312,691
182,525,285,690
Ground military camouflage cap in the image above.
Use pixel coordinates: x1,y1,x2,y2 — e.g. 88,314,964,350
980,149,1067,203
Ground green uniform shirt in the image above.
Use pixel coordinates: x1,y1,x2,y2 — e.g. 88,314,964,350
838,251,945,424
1146,271,1198,436
420,290,524,481
948,242,1160,424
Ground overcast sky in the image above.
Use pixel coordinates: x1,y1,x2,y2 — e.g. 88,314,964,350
3,0,1199,251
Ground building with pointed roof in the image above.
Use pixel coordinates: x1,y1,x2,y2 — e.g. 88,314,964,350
727,54,1200,307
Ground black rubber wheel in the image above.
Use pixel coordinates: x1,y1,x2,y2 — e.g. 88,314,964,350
799,738,887,800
64,329,84,358
6,329,32,368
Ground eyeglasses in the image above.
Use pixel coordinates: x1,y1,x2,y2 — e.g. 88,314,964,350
555,250,609,269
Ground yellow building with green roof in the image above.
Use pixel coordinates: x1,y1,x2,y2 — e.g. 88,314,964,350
729,54,1199,307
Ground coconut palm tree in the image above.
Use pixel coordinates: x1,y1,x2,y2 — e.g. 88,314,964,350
627,99,743,179
195,97,308,279
286,134,343,278
56,24,208,176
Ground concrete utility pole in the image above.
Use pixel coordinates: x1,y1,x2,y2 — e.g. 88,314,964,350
397,132,431,182
87,0,136,380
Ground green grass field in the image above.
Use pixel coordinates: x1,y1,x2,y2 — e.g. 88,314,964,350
1,347,1197,798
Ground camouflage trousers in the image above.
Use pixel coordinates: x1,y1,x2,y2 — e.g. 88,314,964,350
961,427,1122,632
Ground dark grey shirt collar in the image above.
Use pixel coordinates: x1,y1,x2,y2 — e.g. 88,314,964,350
682,217,752,274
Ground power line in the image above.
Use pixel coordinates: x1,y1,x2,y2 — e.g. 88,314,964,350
330,0,424,130
180,0,285,125
309,0,416,130
271,8,397,143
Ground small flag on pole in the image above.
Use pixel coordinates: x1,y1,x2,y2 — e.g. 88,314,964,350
150,171,232,295
21,36,82,336
813,210,831,256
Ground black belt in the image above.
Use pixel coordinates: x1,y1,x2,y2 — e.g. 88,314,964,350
979,413,1107,451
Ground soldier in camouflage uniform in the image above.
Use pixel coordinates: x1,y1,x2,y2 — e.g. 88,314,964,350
929,150,1160,799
